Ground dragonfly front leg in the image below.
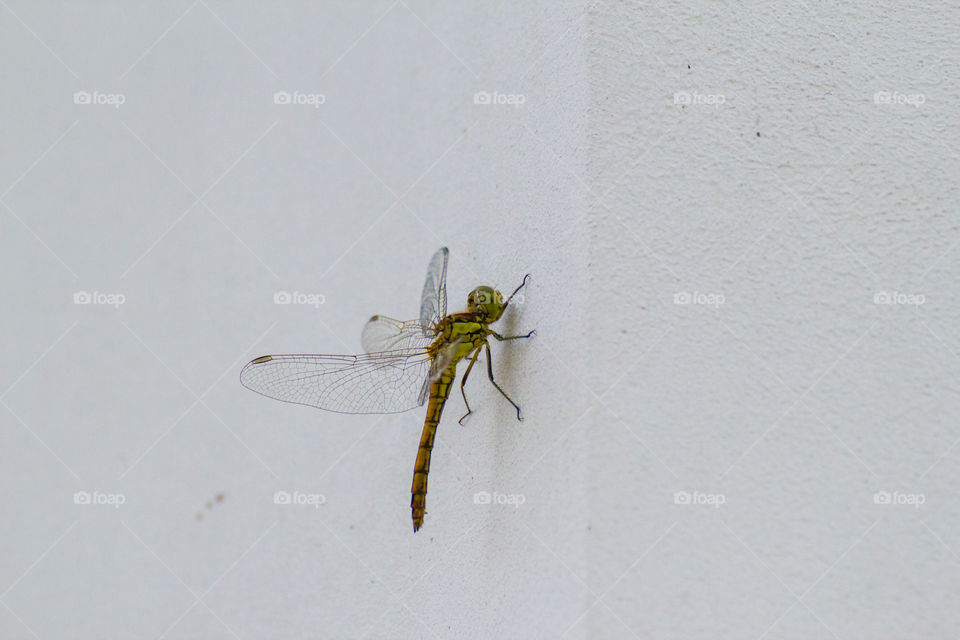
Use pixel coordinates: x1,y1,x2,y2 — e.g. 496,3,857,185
502,274,531,310
484,341,525,421
458,346,483,425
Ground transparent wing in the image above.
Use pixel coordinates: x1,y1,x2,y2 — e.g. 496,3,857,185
419,247,449,336
361,315,433,353
240,348,433,415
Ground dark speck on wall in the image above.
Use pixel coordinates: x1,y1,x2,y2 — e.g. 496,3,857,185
197,492,227,521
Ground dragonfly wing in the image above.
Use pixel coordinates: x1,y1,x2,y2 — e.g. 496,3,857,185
419,247,448,336
361,316,433,353
241,348,432,415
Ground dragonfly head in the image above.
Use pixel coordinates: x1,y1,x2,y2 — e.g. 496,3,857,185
467,286,505,322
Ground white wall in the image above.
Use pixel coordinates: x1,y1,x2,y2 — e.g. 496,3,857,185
1,1,957,638
587,3,960,638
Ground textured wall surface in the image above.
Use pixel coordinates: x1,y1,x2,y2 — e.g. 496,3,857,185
587,3,960,639
1,1,957,639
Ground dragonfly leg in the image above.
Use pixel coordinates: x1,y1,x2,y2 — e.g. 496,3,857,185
458,346,482,425
484,341,524,421
490,329,536,341
502,274,531,310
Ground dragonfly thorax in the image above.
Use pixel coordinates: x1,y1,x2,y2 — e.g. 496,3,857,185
467,286,505,323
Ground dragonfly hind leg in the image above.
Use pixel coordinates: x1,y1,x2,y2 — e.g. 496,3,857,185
458,346,483,425
484,341,525,421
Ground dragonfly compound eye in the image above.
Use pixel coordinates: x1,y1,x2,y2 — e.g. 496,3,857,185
468,286,503,322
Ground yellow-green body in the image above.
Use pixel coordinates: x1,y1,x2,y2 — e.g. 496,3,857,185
412,313,499,531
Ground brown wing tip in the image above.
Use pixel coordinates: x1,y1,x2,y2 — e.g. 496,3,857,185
250,355,273,364
368,315,380,322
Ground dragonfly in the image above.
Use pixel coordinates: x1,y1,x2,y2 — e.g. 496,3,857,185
240,247,534,532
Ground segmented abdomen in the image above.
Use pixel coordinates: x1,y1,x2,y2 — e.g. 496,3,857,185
410,364,457,532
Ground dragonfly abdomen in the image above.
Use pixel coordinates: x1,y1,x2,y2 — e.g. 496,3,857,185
411,363,457,532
